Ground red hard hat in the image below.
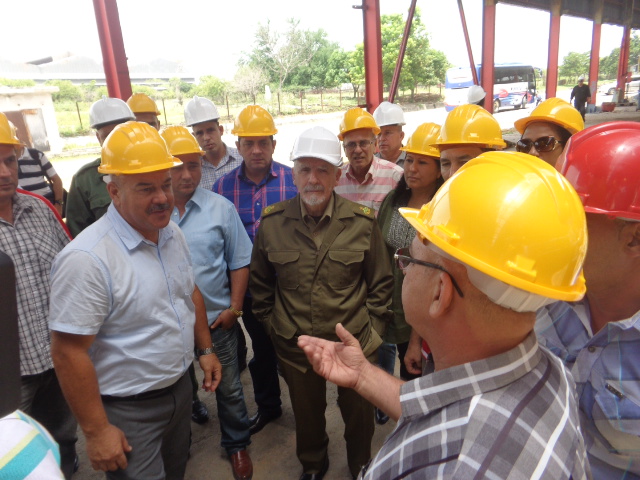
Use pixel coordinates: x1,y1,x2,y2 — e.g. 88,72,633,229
557,121,640,221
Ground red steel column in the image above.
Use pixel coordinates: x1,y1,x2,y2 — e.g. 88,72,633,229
481,0,496,112
546,0,561,100
588,8,602,107
388,0,417,103
93,0,132,100
458,0,479,86
360,0,383,112
616,25,632,101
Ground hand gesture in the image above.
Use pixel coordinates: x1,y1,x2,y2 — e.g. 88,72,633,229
199,352,222,392
211,309,238,331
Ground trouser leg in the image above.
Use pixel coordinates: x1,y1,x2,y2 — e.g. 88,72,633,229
337,384,375,478
377,342,396,376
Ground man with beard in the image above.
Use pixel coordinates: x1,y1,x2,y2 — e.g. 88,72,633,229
250,126,393,480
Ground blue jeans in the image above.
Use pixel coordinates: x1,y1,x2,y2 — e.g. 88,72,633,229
378,342,396,375
210,324,251,455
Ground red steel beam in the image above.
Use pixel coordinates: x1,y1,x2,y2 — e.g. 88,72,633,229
458,0,479,86
359,0,384,112
92,0,132,100
588,2,603,107
546,0,561,100
616,25,632,101
388,0,417,103
481,0,496,112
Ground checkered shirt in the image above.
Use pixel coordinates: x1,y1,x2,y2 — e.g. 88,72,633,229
212,161,297,242
0,193,70,376
198,144,243,191
361,332,591,480
537,301,640,479
335,156,403,214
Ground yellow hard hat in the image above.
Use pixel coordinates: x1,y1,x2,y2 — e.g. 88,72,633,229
0,113,25,149
400,151,587,301
401,123,441,158
99,121,182,175
514,97,584,135
435,104,506,150
231,105,277,137
126,93,161,116
160,126,204,157
338,107,380,140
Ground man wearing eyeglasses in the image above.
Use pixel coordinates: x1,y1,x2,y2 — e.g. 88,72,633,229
334,107,403,214
536,122,640,479
298,151,591,479
514,98,584,167
250,126,393,480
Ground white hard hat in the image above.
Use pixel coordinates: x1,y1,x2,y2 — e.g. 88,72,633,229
578,75,585,81
372,101,406,127
89,96,135,129
290,126,343,167
184,96,220,126
467,85,486,105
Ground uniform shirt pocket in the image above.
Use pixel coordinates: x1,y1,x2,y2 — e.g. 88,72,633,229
268,250,300,289
327,250,364,289
592,377,640,452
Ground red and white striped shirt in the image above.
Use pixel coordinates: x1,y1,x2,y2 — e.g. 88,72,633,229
334,157,403,214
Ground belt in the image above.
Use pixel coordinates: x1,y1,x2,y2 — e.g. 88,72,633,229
101,372,185,403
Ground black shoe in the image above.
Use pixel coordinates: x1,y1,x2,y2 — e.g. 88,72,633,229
191,400,209,424
299,457,329,480
248,408,282,435
73,454,79,473
375,407,389,425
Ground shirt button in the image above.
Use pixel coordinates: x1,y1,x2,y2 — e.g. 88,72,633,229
588,346,596,353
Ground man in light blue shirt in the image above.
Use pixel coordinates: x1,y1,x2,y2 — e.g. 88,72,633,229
536,122,640,479
49,122,221,480
164,126,254,480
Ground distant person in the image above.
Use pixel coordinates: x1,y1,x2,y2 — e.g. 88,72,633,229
298,151,591,480
126,93,161,130
334,107,403,213
184,96,242,190
16,144,66,217
65,96,135,237
466,84,486,107
570,75,591,121
372,101,406,166
514,97,584,166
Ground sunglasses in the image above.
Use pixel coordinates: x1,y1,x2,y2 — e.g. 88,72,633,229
344,140,375,152
394,247,464,297
516,136,564,154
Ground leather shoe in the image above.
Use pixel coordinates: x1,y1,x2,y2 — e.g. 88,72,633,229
191,400,209,424
229,449,253,480
248,408,282,435
299,457,329,480
375,407,389,425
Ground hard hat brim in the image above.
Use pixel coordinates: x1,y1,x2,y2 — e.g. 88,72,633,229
291,153,343,167
98,157,183,175
514,116,579,135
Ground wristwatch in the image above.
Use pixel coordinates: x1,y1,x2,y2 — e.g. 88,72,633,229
53,199,64,206
228,306,243,318
195,346,215,358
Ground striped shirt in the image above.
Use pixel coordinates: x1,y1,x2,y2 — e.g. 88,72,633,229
17,149,57,201
0,193,70,376
0,410,63,479
212,161,297,242
361,332,591,480
537,301,640,479
335,157,403,214
198,144,243,191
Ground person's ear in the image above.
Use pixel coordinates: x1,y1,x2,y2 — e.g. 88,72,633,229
623,221,640,254
428,271,455,318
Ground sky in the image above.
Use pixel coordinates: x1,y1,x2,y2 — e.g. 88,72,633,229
0,0,629,80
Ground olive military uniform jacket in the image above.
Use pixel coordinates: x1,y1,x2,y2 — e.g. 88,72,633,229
250,193,394,372
66,158,111,237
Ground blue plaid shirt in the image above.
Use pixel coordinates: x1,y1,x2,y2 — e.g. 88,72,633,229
212,161,297,243
537,300,640,479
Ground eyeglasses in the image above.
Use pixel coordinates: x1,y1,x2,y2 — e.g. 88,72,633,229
344,140,375,152
516,136,564,154
394,247,464,297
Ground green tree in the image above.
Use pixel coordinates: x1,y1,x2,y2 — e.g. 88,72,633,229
559,51,590,82
194,75,229,102
598,33,640,80
233,66,269,103
288,39,343,89
0,78,36,87
45,80,82,102
347,45,365,98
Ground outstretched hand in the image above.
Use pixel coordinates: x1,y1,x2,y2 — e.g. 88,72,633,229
298,323,369,389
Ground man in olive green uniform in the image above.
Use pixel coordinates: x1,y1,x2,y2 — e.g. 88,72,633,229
65,97,134,237
249,127,393,480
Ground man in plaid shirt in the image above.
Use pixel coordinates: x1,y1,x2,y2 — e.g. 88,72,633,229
299,152,591,479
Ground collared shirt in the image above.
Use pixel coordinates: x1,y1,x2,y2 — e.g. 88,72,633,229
0,193,69,376
17,148,57,200
300,194,334,249
49,204,196,396
334,156,403,214
375,149,407,168
65,158,111,237
198,144,243,191
537,300,640,479
212,161,297,242
361,332,590,480
172,188,252,325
